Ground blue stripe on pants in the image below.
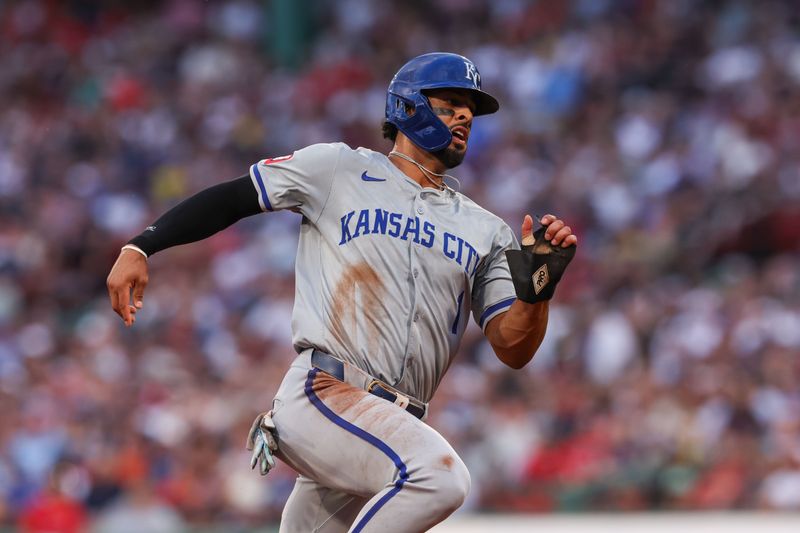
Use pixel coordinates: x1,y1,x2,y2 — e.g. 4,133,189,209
304,368,409,532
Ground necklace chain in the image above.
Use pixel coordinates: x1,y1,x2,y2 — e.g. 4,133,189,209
388,151,459,192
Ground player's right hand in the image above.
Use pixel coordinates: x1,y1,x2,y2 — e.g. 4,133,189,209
106,249,149,327
247,411,279,476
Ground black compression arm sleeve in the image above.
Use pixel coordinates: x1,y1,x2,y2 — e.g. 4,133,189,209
128,175,262,256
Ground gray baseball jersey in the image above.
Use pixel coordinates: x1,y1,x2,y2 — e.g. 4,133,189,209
249,143,518,403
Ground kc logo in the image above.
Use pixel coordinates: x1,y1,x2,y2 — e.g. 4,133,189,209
464,61,480,87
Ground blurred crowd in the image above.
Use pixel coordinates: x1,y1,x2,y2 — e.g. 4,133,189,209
1,0,799,530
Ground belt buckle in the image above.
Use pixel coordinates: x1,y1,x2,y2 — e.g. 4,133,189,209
367,379,383,395
368,380,411,411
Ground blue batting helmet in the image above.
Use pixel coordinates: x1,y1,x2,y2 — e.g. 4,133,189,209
385,52,499,152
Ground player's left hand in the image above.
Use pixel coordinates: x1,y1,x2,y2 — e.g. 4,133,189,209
506,213,577,304
520,214,577,248
246,411,279,476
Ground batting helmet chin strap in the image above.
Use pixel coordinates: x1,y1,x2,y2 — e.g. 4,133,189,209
385,52,500,153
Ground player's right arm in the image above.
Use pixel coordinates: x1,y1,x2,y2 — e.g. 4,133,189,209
107,143,342,326
107,175,261,326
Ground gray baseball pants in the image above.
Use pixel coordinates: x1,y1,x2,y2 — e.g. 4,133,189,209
269,350,470,532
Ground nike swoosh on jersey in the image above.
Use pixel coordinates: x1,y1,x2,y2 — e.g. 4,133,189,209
361,171,386,182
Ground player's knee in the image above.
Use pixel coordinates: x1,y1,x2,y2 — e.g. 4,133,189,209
427,454,471,513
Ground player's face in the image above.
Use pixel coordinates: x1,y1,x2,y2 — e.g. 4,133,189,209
425,89,476,168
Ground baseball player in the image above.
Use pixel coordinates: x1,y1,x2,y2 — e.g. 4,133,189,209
107,52,576,532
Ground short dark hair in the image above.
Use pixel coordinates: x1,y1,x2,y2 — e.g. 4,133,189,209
382,120,398,142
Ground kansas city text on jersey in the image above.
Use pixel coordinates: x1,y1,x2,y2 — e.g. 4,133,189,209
338,208,481,275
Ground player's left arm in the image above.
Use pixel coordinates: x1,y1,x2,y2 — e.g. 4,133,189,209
484,214,577,369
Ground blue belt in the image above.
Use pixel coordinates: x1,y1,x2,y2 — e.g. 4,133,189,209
311,350,426,420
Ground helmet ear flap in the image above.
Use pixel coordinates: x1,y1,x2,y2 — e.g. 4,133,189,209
386,91,452,152
385,93,404,126
388,92,417,119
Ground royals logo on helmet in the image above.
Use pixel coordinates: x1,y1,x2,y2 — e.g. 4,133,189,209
464,61,480,87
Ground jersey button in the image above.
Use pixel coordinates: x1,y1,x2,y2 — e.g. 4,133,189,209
413,269,419,278
413,313,419,322
417,207,424,214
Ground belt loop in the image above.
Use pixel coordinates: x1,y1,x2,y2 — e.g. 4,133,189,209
394,393,410,410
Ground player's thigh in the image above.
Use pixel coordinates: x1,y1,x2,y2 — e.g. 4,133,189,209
271,364,463,498
280,475,367,533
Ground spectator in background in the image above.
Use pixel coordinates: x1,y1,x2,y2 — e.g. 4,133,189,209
17,461,88,533
92,478,186,533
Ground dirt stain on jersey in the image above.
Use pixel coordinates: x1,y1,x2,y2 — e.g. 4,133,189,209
329,262,385,355
440,455,454,470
